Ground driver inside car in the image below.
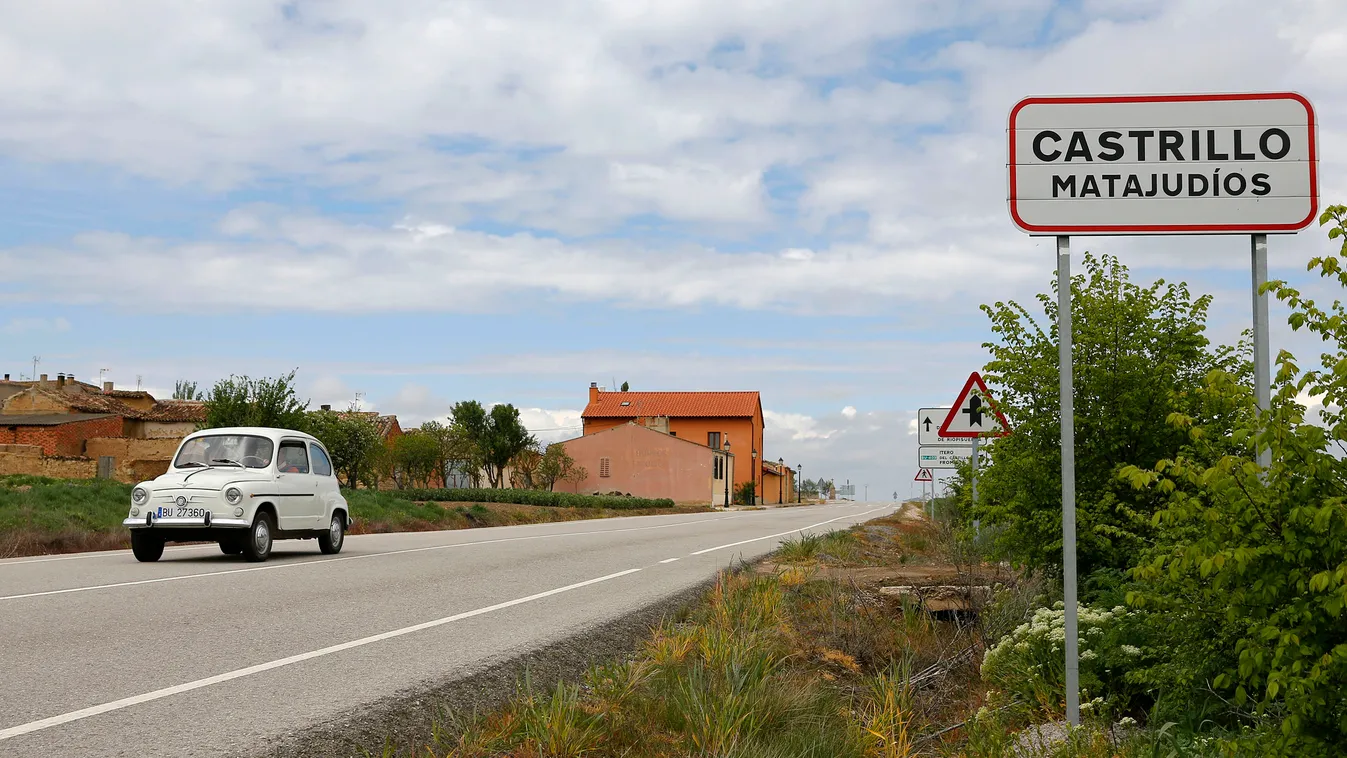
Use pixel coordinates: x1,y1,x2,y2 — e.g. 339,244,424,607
278,448,304,473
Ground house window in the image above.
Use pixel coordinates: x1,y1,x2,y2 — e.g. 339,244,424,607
713,456,722,480
599,457,611,478
707,431,721,449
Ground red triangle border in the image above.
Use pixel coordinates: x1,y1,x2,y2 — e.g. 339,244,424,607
937,372,1012,438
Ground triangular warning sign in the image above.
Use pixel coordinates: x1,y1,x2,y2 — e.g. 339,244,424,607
938,372,1012,438
914,468,933,482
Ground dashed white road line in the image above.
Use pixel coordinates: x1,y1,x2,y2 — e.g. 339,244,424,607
659,558,679,564
0,514,745,602
0,567,643,742
689,506,890,556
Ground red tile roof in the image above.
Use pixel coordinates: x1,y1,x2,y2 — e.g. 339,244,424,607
582,391,760,419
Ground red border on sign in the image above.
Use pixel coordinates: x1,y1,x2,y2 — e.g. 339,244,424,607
914,468,933,482
1007,92,1318,234
939,372,1012,438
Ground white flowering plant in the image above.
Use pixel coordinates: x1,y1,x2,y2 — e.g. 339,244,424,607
980,601,1150,715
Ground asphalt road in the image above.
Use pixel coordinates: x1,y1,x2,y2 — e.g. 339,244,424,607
0,501,894,757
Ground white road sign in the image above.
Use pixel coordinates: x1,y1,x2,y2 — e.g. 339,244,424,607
917,407,970,447
940,372,1012,438
1008,92,1318,235
918,446,971,469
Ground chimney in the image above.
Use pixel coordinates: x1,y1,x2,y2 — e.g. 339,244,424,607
589,382,599,403
3,374,8,381
321,404,331,411
103,381,113,394
56,374,65,389
39,373,48,387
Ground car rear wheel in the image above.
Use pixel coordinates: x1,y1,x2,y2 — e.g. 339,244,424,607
318,512,345,554
242,512,274,562
131,531,164,562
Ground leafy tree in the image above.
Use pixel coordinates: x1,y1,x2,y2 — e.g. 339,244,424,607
972,253,1245,577
1120,208,1347,753
419,420,477,488
734,481,756,505
508,443,544,489
201,369,310,431
173,380,202,401
307,406,382,488
450,401,535,488
449,401,489,487
391,431,443,489
537,443,586,491
620,381,630,392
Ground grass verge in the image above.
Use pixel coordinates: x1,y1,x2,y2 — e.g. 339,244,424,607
377,509,1178,757
0,475,709,559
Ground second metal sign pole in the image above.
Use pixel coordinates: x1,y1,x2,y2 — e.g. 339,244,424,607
1058,234,1079,726
1252,234,1271,468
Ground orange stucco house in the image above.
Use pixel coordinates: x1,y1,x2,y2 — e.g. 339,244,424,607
581,384,765,501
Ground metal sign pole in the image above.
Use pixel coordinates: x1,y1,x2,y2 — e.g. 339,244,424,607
1252,234,1271,468
1058,234,1079,726
970,437,979,534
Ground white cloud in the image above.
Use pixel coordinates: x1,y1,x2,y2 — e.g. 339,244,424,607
841,406,857,419
3,317,71,334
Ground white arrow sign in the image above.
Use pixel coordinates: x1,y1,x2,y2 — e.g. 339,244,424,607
917,407,971,447
918,446,972,469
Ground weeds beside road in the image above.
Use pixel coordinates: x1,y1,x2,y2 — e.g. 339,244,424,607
0,475,708,559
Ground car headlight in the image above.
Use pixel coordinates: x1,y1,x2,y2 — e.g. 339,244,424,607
132,487,148,505
224,487,242,505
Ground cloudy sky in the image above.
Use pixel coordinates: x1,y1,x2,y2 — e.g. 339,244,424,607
2,0,1346,500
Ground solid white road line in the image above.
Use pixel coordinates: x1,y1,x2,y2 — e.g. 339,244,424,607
0,514,744,602
0,544,219,566
688,507,890,556
659,558,679,563
0,568,643,742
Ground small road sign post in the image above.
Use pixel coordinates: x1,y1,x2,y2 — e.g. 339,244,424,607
938,372,1012,535
1008,91,1317,726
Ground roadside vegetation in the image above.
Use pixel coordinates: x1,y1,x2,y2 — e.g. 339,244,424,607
360,208,1347,758
0,477,700,559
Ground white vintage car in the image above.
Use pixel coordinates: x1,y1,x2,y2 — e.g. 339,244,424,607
123,427,351,562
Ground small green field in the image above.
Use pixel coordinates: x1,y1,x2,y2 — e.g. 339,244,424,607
0,475,706,558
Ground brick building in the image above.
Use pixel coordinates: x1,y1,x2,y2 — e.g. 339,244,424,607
0,413,126,456
581,384,766,501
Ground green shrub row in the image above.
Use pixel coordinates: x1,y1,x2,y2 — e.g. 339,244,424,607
381,487,676,510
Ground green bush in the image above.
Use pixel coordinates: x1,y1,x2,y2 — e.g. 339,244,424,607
981,601,1151,717
382,487,675,510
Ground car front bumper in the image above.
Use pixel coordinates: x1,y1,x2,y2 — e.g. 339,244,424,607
123,515,251,529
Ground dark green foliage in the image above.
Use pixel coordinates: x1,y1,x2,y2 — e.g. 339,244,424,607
735,481,756,505
973,253,1246,577
306,407,382,488
201,369,310,431
386,488,673,510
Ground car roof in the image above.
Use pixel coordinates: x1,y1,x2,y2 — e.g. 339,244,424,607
183,427,320,444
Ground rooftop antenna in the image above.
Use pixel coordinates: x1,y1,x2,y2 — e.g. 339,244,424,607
32,355,39,380
136,375,142,390
354,392,365,409
99,368,109,385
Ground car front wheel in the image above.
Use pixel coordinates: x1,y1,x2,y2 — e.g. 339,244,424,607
219,538,243,556
318,512,345,554
242,512,274,562
131,531,164,562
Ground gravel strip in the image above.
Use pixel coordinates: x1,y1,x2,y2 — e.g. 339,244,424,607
249,575,722,758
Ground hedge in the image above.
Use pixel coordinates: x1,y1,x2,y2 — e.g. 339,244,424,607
381,487,676,510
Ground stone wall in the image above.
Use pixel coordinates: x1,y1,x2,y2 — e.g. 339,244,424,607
0,445,98,479
84,437,179,482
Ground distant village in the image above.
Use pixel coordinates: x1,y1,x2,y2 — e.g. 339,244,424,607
0,373,833,506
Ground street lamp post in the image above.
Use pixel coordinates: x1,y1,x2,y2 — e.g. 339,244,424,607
797,464,802,503
751,448,758,504
777,457,783,504
722,438,731,508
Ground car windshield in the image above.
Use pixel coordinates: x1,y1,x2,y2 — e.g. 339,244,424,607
173,435,274,470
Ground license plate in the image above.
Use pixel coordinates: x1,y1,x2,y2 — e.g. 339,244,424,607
156,506,210,519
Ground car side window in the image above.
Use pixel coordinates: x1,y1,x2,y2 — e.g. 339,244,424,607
277,441,310,474
309,444,333,477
